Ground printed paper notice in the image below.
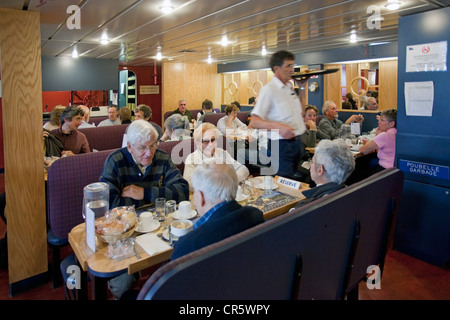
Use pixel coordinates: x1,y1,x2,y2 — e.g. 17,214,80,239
351,122,361,135
85,207,96,253
404,81,434,117
406,41,447,72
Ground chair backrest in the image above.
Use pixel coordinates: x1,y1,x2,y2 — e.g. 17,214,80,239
203,113,225,126
47,149,116,239
79,124,129,151
236,111,249,124
89,116,108,126
137,168,404,300
316,115,324,126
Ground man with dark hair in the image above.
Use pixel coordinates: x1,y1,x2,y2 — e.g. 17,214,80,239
195,99,215,128
249,50,309,180
51,106,91,155
134,104,163,140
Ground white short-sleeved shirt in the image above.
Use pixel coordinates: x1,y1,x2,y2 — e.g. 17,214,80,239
251,77,306,140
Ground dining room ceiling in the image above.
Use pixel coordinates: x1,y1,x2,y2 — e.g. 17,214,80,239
1,0,449,66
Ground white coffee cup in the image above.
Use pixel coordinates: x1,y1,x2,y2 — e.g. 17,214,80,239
139,211,156,231
171,219,193,238
178,201,192,218
264,176,273,190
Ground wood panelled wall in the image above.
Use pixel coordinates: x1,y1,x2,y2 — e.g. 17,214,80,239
161,61,221,123
220,60,398,112
222,70,273,106
0,9,47,285
378,60,398,110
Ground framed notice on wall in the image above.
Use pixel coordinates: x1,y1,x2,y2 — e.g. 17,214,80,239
406,41,447,72
140,85,159,95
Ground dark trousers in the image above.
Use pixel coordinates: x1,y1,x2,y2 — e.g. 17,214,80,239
268,137,304,180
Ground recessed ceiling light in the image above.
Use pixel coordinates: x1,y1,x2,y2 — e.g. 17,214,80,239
100,31,109,45
261,45,267,56
159,5,174,14
385,0,401,10
221,35,229,47
72,47,78,58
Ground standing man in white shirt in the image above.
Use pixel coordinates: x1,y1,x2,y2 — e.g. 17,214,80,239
249,50,309,180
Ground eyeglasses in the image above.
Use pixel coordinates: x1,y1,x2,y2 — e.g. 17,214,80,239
308,158,326,171
201,137,216,145
180,103,186,106
133,142,158,153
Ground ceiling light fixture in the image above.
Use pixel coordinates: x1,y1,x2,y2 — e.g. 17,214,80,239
261,45,267,56
385,0,401,10
100,31,109,45
159,1,174,14
221,35,229,47
156,51,162,60
349,30,358,43
207,55,212,64
72,47,78,58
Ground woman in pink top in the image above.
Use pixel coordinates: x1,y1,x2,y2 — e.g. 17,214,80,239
359,109,397,171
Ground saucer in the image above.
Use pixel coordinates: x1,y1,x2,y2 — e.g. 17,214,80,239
172,209,197,220
163,229,179,242
136,221,160,233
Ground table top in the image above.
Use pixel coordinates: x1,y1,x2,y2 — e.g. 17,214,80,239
68,176,309,278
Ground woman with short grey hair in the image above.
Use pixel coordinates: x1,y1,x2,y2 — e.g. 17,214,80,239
314,139,356,184
163,114,191,141
294,139,355,209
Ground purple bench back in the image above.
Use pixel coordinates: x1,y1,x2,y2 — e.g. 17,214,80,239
137,168,404,300
79,124,129,152
47,149,116,239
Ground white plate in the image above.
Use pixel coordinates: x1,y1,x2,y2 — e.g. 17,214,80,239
162,228,179,242
256,183,279,190
136,221,160,233
172,209,197,220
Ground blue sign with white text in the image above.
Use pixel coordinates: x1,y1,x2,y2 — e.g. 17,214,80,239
399,160,449,180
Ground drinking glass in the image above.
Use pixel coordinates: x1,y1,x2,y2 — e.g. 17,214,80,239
82,182,109,219
155,197,166,222
165,200,177,216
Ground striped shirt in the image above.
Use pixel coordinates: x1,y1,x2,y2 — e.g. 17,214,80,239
100,147,189,208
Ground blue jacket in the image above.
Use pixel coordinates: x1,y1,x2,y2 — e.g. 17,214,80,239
171,200,264,260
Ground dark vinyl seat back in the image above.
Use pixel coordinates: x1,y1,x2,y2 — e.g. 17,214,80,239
79,124,129,152
47,149,116,239
138,168,403,300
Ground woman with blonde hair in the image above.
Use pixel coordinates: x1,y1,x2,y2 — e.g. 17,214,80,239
43,105,65,131
183,123,249,191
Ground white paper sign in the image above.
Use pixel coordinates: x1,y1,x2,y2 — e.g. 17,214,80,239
85,207,96,252
404,81,434,117
406,41,447,72
277,176,301,190
350,123,361,135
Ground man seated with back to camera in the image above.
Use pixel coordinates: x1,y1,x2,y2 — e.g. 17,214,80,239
171,163,264,260
293,139,355,209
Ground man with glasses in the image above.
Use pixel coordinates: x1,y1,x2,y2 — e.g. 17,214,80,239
293,139,355,209
172,99,194,123
100,119,189,209
98,104,121,127
318,100,364,139
249,50,308,180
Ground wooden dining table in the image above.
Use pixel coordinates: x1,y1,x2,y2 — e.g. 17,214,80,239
68,176,309,300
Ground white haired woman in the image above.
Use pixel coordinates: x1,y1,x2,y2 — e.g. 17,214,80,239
294,139,355,209
161,113,191,141
183,123,249,191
